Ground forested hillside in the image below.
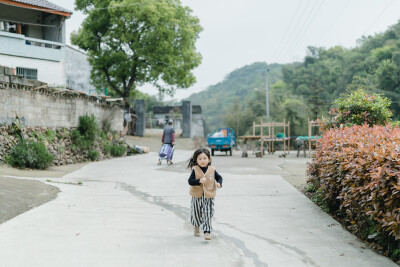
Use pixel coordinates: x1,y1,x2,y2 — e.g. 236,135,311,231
187,62,290,135
187,20,400,137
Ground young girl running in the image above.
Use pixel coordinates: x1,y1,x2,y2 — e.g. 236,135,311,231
187,148,223,240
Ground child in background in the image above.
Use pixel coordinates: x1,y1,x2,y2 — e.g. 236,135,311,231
187,148,223,240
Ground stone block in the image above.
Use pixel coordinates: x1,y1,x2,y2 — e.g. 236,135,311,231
24,79,34,87
20,78,29,86
0,66,4,75
0,74,10,83
4,67,13,76
10,76,22,85
33,80,42,88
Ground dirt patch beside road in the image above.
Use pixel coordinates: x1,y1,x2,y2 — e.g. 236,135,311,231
0,177,59,224
0,162,88,224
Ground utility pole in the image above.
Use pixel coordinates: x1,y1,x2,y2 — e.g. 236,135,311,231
265,69,270,121
235,100,239,149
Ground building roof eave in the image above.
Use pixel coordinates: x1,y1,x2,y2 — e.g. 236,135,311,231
0,0,72,17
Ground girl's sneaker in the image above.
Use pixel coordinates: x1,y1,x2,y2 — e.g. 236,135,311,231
194,227,200,237
204,233,211,240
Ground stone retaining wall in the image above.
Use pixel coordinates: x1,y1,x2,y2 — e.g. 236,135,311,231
0,65,124,131
0,126,126,166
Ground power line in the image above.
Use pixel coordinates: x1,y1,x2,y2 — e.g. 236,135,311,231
283,0,325,58
269,0,304,64
274,0,314,61
362,0,395,36
319,0,352,44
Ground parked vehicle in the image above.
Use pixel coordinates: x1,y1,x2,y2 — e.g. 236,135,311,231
207,128,235,156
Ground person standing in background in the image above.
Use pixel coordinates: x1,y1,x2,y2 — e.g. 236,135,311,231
162,119,175,164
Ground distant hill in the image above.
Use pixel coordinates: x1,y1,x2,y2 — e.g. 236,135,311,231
187,20,400,137
186,62,285,134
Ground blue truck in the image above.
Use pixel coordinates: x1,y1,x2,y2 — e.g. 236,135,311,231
207,128,236,156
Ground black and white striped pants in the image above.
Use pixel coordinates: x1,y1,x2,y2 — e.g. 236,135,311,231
190,195,214,232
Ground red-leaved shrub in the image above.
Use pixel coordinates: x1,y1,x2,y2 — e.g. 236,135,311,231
308,125,400,242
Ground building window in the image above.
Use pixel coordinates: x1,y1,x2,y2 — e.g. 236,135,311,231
16,67,37,80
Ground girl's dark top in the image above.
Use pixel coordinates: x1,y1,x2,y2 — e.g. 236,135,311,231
188,166,223,187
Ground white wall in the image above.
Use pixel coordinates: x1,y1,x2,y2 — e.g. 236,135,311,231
65,46,94,93
0,53,65,86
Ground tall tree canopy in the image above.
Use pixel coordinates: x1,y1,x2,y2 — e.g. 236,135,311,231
72,0,202,106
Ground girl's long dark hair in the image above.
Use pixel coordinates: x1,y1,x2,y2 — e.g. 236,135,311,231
187,148,212,169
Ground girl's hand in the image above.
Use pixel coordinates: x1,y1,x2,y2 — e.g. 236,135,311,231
199,177,206,184
216,183,221,188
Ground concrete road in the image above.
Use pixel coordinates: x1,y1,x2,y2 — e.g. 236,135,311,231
0,150,395,267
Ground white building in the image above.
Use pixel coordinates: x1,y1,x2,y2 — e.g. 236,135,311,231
0,0,95,93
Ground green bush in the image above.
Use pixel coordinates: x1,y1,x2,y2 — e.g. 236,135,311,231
110,144,126,157
100,131,107,140
70,144,77,152
101,119,112,133
46,129,56,142
103,142,112,156
88,150,99,161
78,114,99,141
327,89,392,127
71,129,93,150
7,139,53,169
72,114,100,150
62,128,69,138
32,142,54,169
307,125,400,261
6,140,32,168
72,114,99,150
33,131,44,142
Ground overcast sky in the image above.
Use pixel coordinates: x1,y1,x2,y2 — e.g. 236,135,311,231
52,0,400,100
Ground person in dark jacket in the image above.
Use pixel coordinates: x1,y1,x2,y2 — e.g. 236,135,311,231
162,119,175,164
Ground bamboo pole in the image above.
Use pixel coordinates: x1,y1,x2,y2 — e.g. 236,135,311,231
283,118,286,154
272,126,275,154
288,121,290,153
260,119,263,156
253,121,256,155
308,118,311,154
268,122,271,153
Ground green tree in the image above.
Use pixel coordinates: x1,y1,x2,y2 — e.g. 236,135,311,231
72,0,202,107
376,59,399,91
309,78,325,120
328,89,392,127
279,98,309,136
224,99,247,137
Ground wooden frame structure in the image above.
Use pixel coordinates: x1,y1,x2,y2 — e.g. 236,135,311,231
239,119,291,156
